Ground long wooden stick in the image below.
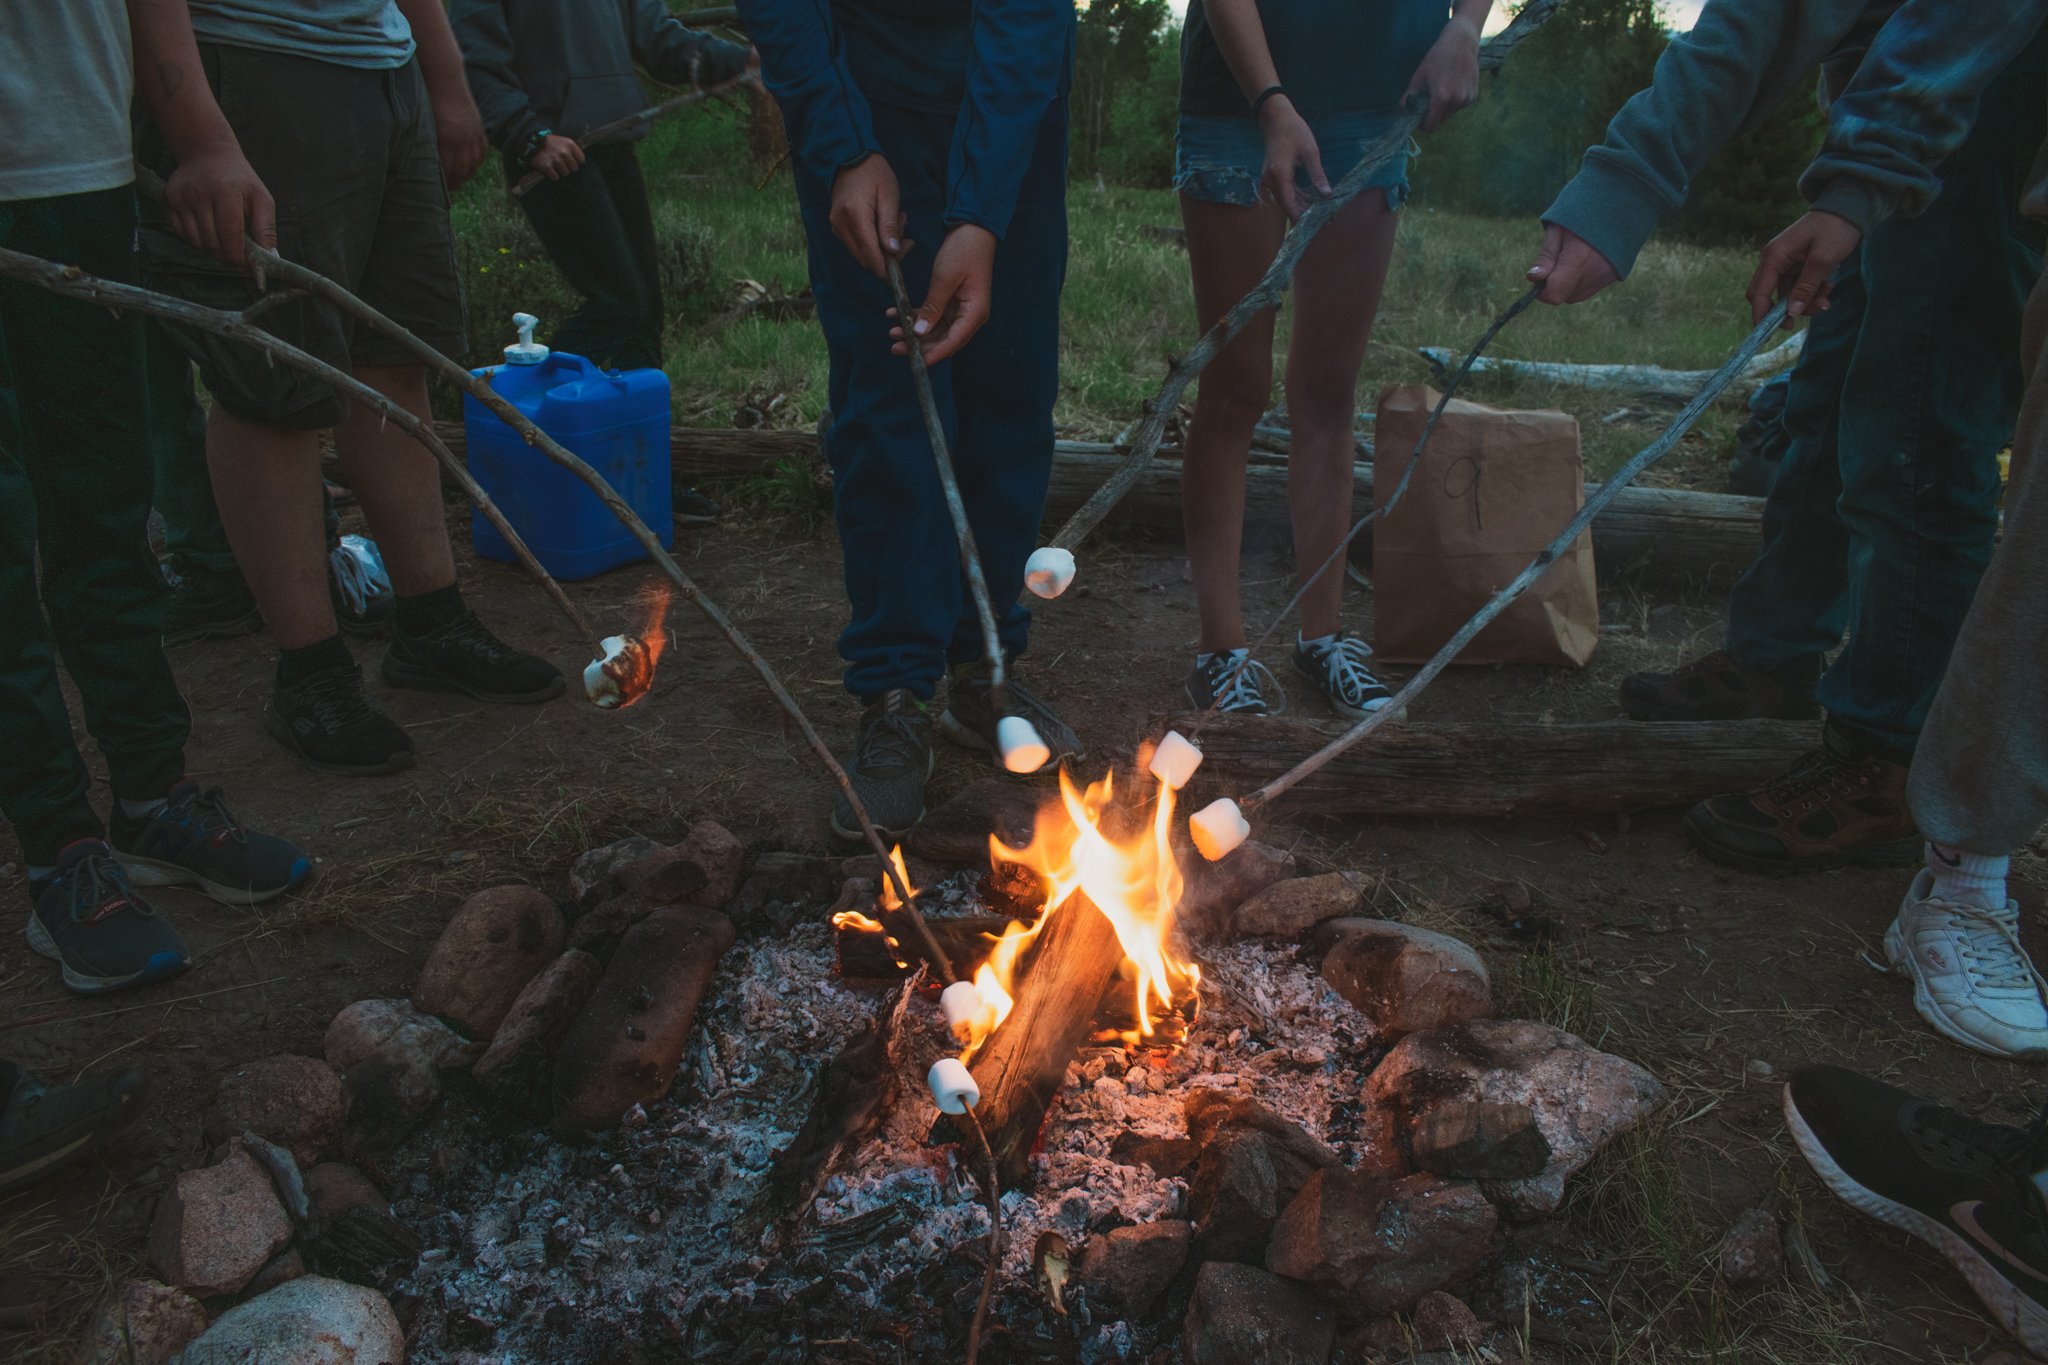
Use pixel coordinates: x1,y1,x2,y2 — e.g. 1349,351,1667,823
511,74,754,198
1240,302,1791,813
1044,0,1562,554
884,256,1009,714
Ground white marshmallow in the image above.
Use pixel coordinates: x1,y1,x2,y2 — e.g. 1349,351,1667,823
998,715,1052,774
928,1057,981,1114
1023,546,1077,599
1189,797,1251,861
940,981,994,1044
1147,730,1204,790
581,634,633,709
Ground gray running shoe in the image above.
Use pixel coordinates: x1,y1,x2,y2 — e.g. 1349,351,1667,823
28,841,190,995
830,690,936,842
936,663,1082,773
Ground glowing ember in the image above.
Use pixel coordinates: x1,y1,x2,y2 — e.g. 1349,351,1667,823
582,583,671,708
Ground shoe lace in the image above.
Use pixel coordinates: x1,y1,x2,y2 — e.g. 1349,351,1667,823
329,536,390,616
421,610,521,664
299,668,382,733
1757,749,1864,812
1310,636,1385,706
1912,1100,2037,1173
65,852,150,926
1205,651,1280,713
859,701,926,776
1944,902,2048,996
167,785,248,848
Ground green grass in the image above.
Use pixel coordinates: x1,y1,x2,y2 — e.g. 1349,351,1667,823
448,125,1770,487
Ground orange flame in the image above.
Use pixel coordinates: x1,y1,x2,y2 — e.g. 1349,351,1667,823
605,583,671,707
877,845,914,911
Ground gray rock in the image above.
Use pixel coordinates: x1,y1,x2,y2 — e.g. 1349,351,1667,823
568,835,660,904
473,949,604,1101
1182,1261,1334,1365
79,1280,209,1365
202,1054,346,1167
323,1000,478,1149
1080,1220,1192,1317
147,1148,293,1297
1719,1208,1785,1286
1318,919,1492,1039
1266,1169,1496,1319
169,1275,403,1364
1229,872,1369,939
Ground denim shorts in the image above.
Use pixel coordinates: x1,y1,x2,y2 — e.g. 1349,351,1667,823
1175,111,1412,210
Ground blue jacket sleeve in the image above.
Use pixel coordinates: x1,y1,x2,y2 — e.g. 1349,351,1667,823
945,0,1074,240
629,0,752,89
734,0,882,187
1801,2,2048,231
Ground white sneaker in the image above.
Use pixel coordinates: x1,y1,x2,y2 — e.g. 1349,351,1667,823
1885,869,2048,1061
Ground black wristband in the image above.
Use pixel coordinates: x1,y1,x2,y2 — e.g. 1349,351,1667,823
1249,85,1287,118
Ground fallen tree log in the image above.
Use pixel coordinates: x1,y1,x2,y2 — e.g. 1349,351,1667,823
1183,717,1815,818
1417,330,1804,402
432,424,1764,582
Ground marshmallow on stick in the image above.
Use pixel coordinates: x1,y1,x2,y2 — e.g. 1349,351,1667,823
1147,730,1204,790
583,634,656,708
928,1057,981,1114
940,981,997,1045
998,716,1052,774
1189,797,1251,861
1023,547,1077,599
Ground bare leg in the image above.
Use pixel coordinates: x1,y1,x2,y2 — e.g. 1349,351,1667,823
205,408,332,649
1283,188,1399,640
334,364,457,598
1178,193,1286,653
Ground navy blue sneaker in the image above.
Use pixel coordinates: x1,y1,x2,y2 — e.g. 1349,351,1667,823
28,842,190,994
111,781,312,906
0,1065,149,1193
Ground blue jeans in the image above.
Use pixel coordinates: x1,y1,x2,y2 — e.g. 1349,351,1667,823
794,99,1069,701
1724,47,2045,760
1174,111,1411,209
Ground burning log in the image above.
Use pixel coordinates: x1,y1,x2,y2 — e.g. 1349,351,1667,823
832,903,1016,982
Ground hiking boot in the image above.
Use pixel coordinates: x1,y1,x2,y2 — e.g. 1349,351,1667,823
1293,633,1394,722
112,780,313,907
1885,869,2048,1061
382,608,564,703
330,534,394,637
1619,648,1820,722
161,557,261,646
1186,648,1282,717
1784,1065,2048,1354
0,1065,149,1193
830,690,935,843
677,486,723,526
1683,727,1918,874
267,662,415,775
936,663,1083,773
27,840,190,995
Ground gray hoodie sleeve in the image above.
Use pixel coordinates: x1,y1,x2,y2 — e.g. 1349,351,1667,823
1540,0,1864,279
629,0,751,90
451,0,547,154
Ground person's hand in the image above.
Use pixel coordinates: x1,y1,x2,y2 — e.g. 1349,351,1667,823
1527,222,1620,305
830,153,906,278
889,224,996,364
1746,209,1861,324
166,139,276,268
1257,96,1328,222
1401,16,1481,133
528,134,585,181
430,83,490,191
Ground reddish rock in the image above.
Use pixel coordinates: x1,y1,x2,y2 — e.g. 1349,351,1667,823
324,999,478,1148
148,1147,294,1297
1177,843,1301,940
474,949,603,1100
1229,872,1369,939
732,852,839,914
1080,1220,1193,1317
78,1280,210,1365
1319,919,1492,1039
412,884,565,1039
676,821,746,907
304,1164,383,1222
174,1275,403,1363
553,907,736,1132
202,1054,346,1166
568,835,660,904
1185,1094,1340,1266
1361,1018,1665,1216
1182,1261,1334,1365
1719,1208,1785,1286
244,1246,307,1295
1411,1290,1483,1350
566,895,654,952
1409,1101,1550,1180
615,846,708,907
1267,1169,1497,1319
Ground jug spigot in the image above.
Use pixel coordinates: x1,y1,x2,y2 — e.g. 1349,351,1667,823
504,311,549,365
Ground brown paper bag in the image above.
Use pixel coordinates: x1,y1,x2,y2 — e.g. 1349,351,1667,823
1370,384,1598,668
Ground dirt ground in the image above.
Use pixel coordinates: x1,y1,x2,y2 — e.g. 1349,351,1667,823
3,490,2043,1364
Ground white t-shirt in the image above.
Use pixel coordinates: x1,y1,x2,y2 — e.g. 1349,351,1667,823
0,0,136,200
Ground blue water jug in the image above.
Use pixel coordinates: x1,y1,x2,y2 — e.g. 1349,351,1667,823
464,313,673,581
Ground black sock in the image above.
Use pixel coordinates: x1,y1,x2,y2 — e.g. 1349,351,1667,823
277,634,353,689
395,582,464,635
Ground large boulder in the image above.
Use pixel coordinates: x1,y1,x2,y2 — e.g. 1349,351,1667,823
411,884,564,1040
1361,1018,1665,1216
1266,1169,1497,1319
147,1147,293,1297
473,949,604,1102
169,1276,403,1364
202,1054,346,1167
323,1000,477,1148
78,1280,209,1365
1080,1220,1193,1318
1182,1262,1334,1365
1317,919,1492,1039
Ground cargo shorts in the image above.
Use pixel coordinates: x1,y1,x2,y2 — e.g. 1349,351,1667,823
141,43,467,431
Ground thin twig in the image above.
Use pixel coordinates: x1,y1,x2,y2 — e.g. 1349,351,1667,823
511,74,755,197
0,974,292,1034
1189,284,1541,738
1241,302,1792,812
962,1108,1002,1365
884,256,1009,715
1045,0,1563,553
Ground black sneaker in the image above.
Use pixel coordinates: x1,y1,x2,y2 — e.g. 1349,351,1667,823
111,780,312,906
830,690,936,843
936,663,1083,772
161,557,261,646
1185,648,1281,717
0,1065,149,1193
27,841,190,995
330,535,395,637
1784,1065,2048,1353
267,662,416,775
383,609,565,703
1619,648,1820,722
677,486,723,527
1292,633,1394,722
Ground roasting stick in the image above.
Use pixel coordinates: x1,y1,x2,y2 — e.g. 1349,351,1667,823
511,72,755,198
1042,0,1562,557
961,1108,1001,1365
1187,284,1544,741
1187,302,1793,852
8,240,947,972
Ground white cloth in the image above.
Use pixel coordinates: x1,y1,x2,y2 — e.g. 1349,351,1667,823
0,0,135,200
